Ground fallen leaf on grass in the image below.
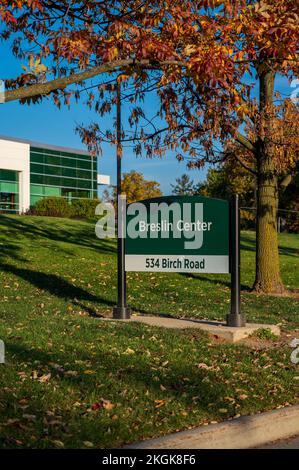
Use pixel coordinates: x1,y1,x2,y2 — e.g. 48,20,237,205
29,371,51,383
64,370,78,377
124,348,135,355
91,402,101,411
219,408,228,413
38,373,51,383
50,363,65,373
5,418,21,427
91,399,114,411
224,396,235,403
154,399,167,409
239,394,248,400
51,440,65,448
197,363,210,370
102,399,114,410
4,437,23,446
48,420,62,426
17,372,27,381
18,398,30,407
83,441,94,448
22,414,36,421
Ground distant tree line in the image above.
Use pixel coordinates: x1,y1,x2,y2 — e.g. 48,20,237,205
171,161,299,233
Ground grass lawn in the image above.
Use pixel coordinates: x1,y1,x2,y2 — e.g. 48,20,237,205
0,214,298,448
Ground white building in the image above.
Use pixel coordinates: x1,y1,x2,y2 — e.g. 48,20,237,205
0,135,110,214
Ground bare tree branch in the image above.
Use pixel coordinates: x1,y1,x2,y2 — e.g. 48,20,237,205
3,59,184,103
280,173,294,189
231,152,257,175
235,131,256,153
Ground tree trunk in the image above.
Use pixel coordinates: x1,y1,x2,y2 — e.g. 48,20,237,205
253,68,285,294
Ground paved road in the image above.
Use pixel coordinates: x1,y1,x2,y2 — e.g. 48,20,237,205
260,435,299,449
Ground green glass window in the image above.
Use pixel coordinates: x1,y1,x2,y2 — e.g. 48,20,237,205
0,170,19,213
77,169,92,179
45,164,61,176
31,163,44,174
44,155,61,166
0,181,19,193
0,169,18,182
30,185,44,195
43,148,60,156
77,159,92,170
31,174,44,184
30,184,61,197
44,186,61,197
62,156,77,168
30,146,98,205
44,175,61,186
30,152,44,164
61,189,90,199
62,167,77,178
30,195,42,206
60,177,73,187
76,179,91,189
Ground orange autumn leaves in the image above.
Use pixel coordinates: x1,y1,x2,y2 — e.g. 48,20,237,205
1,0,298,168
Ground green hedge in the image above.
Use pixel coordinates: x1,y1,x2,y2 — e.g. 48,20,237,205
28,197,101,219
71,198,101,219
28,197,72,218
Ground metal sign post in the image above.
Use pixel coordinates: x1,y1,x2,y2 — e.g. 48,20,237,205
227,194,246,327
113,80,130,320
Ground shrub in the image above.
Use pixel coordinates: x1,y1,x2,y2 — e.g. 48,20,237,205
28,197,102,219
29,197,72,218
70,198,101,219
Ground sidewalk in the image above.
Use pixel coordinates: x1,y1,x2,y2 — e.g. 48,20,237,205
126,405,299,449
259,435,299,449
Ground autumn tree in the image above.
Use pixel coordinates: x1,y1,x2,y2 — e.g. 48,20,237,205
1,0,299,293
200,158,256,206
106,171,162,205
121,171,162,204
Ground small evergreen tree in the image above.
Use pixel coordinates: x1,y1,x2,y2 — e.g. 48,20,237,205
171,174,195,196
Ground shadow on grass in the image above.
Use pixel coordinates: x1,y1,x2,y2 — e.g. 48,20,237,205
0,242,27,263
0,262,184,319
0,263,114,317
241,233,299,257
1,333,233,446
178,272,250,291
2,326,295,449
0,215,116,256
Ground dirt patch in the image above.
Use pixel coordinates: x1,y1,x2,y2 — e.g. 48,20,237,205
247,289,299,300
241,330,299,350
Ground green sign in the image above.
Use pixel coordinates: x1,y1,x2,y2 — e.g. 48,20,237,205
125,195,229,273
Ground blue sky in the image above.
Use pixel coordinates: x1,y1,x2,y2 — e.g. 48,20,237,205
0,42,294,195
0,42,203,195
